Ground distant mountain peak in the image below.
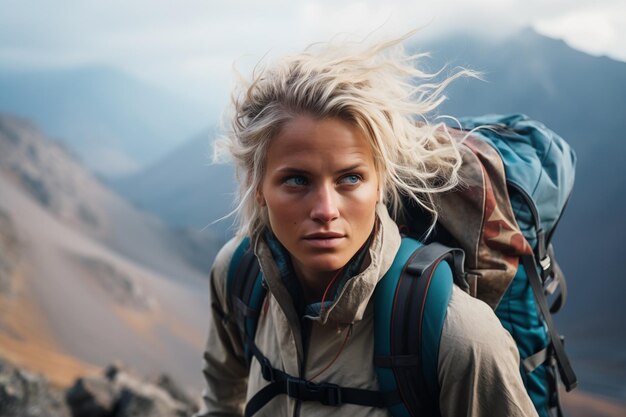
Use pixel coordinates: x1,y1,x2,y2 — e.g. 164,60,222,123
0,65,212,178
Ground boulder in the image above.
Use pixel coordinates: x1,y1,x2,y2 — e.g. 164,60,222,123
65,376,116,417
65,362,197,417
0,359,71,417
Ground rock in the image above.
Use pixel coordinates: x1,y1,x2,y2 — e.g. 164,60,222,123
0,208,20,295
71,256,155,311
153,374,195,408
103,362,128,382
65,363,196,417
111,368,196,417
115,387,189,417
0,358,197,417
0,359,71,417
65,377,117,417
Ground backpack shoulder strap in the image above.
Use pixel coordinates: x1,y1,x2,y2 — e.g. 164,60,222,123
226,237,267,365
226,236,467,417
374,237,465,417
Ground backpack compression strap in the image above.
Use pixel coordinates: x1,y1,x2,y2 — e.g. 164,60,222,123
522,254,577,391
374,238,465,417
508,185,577,391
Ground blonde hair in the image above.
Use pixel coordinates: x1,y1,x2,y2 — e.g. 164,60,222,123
216,32,480,238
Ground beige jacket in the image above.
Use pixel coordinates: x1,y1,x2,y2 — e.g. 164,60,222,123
194,204,539,417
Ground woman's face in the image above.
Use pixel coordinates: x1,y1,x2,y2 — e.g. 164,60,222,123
260,114,379,281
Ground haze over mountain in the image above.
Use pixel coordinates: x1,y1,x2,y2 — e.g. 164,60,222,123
109,27,626,401
0,66,213,177
0,114,221,391
111,131,237,240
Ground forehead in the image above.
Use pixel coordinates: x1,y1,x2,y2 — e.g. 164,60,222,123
266,115,374,168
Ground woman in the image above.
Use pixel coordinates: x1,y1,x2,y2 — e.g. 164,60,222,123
195,34,539,417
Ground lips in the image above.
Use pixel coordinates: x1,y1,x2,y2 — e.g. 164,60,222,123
302,232,345,248
304,232,345,239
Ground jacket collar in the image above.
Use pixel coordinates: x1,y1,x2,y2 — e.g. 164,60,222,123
253,203,401,325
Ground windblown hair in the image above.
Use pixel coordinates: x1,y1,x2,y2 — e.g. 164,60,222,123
216,32,480,238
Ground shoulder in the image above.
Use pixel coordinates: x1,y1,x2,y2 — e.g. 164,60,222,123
438,284,522,391
212,235,244,281
440,285,517,355
437,286,538,416
209,235,245,307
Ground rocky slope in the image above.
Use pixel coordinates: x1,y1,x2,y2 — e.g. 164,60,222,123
0,114,216,394
0,359,199,417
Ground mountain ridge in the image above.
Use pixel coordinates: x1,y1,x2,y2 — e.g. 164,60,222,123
0,114,220,390
0,65,213,177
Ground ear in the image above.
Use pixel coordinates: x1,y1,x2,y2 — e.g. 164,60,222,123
256,189,266,207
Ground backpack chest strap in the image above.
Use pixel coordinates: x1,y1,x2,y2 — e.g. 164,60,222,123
243,337,402,417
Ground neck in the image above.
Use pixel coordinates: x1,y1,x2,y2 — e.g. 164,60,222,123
292,262,342,304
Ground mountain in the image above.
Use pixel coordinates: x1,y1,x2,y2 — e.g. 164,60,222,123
110,131,237,240
110,27,626,401
0,114,221,391
423,27,626,172
0,66,213,177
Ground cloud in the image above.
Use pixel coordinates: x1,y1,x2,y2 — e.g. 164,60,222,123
1,0,624,106
533,2,626,61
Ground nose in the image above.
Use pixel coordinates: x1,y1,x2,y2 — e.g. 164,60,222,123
310,182,339,224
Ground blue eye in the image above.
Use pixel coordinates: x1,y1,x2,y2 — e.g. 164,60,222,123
339,174,361,185
284,176,308,186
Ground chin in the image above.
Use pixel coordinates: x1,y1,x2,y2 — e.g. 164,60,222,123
302,253,350,273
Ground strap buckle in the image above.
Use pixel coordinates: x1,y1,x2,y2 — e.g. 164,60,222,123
540,254,551,272
286,378,343,406
317,382,342,406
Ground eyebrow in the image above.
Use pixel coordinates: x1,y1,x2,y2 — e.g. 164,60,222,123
336,163,366,174
274,166,308,174
275,163,366,176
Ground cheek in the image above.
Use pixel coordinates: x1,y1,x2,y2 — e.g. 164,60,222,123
262,188,301,234
352,181,379,209
343,183,378,229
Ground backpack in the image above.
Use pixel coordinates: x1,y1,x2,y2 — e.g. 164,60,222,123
224,114,577,417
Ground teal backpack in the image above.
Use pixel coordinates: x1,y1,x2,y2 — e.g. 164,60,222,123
223,114,577,417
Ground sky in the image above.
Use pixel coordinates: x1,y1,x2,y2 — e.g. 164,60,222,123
1,0,625,110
